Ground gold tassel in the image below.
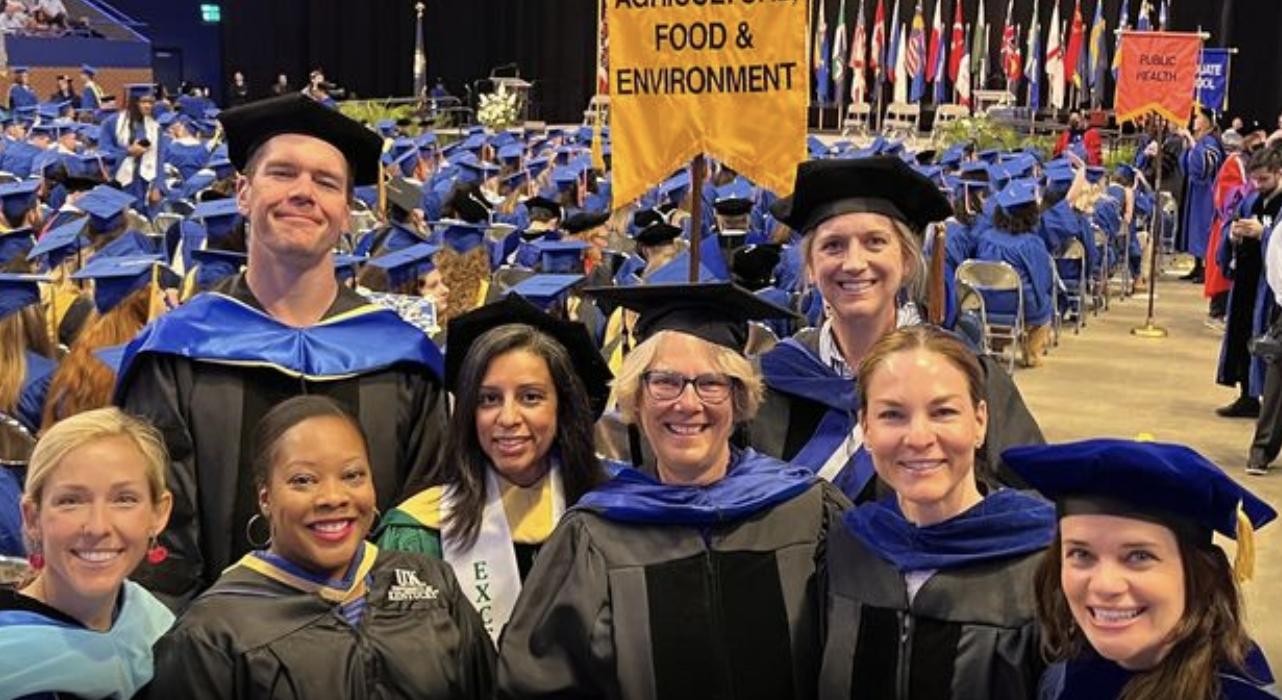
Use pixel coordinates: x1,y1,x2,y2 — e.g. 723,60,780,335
1233,508,1256,584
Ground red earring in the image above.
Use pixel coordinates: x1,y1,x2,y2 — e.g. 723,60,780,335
146,544,168,564
28,551,44,571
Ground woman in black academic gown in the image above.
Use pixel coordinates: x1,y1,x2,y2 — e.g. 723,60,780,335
151,395,494,698
496,282,850,699
754,157,1044,502
820,325,1055,700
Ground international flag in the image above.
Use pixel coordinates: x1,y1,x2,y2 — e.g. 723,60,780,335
908,0,927,102
1064,0,1086,91
815,0,831,105
1159,0,1168,30
1027,18,1041,110
871,0,886,80
833,0,849,106
1112,0,1129,81
957,22,972,107
887,0,902,84
1046,0,1064,109
1138,0,1152,31
926,0,943,83
947,0,964,84
851,0,869,103
971,0,987,87
1000,0,1019,87
894,22,908,102
1088,0,1108,107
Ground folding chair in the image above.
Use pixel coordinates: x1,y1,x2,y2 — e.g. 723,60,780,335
931,104,970,144
841,103,872,137
882,103,921,141
956,259,1026,374
1054,238,1087,335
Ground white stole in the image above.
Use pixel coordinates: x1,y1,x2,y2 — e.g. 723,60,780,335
113,114,159,185
441,463,564,642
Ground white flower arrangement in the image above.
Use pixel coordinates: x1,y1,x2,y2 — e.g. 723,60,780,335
477,85,519,130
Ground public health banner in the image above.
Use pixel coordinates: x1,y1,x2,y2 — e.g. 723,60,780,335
1114,31,1203,125
1195,48,1232,115
607,0,809,206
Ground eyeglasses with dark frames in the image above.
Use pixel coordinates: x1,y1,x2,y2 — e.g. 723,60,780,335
641,370,733,404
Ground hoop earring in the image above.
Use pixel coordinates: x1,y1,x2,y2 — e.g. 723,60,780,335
245,513,272,549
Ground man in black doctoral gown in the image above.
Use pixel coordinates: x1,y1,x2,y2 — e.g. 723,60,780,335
116,94,449,608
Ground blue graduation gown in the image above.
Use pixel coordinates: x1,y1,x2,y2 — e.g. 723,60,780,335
1039,199,1098,277
1039,647,1279,700
18,350,56,433
1180,133,1225,258
163,139,211,181
975,227,1056,326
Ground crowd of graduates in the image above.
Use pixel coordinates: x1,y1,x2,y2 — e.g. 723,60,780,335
0,86,1277,700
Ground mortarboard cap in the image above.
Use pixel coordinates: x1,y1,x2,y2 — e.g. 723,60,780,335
772,157,952,234
93,230,162,259
444,292,613,417
584,282,797,352
367,242,440,288
70,254,174,314
497,143,524,162
1044,166,1076,185
0,228,35,266
0,179,40,222
1085,166,1107,184
713,179,754,217
124,83,156,101
438,221,487,254
633,218,682,247
1003,439,1276,577
533,239,588,274
189,248,247,289
80,64,97,76
561,210,609,235
76,185,136,232
27,216,89,268
731,243,782,290
0,273,47,320
994,179,1039,211
386,177,425,214
976,148,1001,164
507,273,585,311
523,196,562,221
219,93,384,186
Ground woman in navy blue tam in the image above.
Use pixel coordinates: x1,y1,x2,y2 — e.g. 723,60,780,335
820,325,1057,699
1004,439,1278,700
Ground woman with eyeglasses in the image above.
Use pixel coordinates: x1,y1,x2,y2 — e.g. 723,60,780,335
496,282,850,699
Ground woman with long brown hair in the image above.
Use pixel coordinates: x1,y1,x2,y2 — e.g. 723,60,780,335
1005,439,1278,700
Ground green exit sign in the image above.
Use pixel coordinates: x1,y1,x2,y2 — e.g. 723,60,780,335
199,4,221,22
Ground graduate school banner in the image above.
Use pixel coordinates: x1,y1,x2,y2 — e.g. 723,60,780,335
607,0,809,206
1195,48,1232,115
1113,31,1203,125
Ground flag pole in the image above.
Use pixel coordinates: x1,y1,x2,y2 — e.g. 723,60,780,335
1132,117,1168,338
688,155,706,283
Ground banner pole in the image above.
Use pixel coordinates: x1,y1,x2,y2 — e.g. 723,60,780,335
688,154,706,283
1132,117,1168,338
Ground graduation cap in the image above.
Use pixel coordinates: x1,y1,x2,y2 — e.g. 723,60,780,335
0,228,35,266
497,142,524,163
658,170,691,205
507,273,585,310
124,83,156,101
1003,439,1277,579
71,254,175,314
80,64,98,77
532,239,587,274
731,243,782,290
584,281,797,352
93,229,163,259
523,195,562,221
457,159,500,184
438,221,487,254
1000,153,1038,179
219,93,384,186
561,210,609,236
633,218,682,247
190,197,242,242
994,179,1039,211
771,156,952,234
375,119,396,137
1085,166,1107,184
0,273,47,320
0,179,40,222
713,179,754,217
386,177,425,214
333,252,367,282
189,248,246,289
1044,166,1077,186
366,242,440,288
976,148,1002,164
77,185,137,233
416,131,438,151
27,216,89,268
945,175,990,196
444,291,613,418
939,141,973,167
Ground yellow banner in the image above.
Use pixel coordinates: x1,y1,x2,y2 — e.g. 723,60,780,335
607,0,809,207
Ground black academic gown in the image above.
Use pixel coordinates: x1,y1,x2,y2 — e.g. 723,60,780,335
116,275,449,607
752,327,1044,500
496,449,851,700
150,548,495,699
